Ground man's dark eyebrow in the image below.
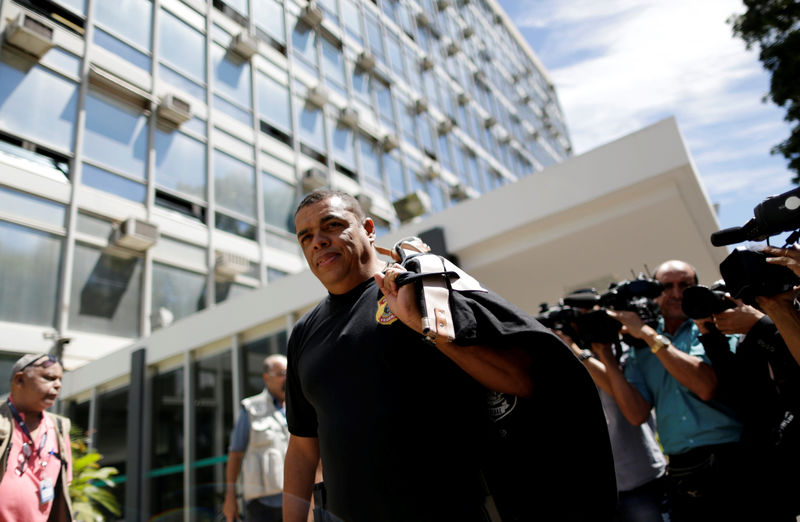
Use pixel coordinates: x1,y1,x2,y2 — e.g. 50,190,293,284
296,214,344,239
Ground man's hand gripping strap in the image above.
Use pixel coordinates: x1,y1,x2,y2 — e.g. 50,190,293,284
377,237,485,343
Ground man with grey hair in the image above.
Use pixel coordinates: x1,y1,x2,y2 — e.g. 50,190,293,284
0,353,73,521
224,354,289,522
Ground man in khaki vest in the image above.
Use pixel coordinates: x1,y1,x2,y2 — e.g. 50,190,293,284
0,353,73,521
223,354,289,521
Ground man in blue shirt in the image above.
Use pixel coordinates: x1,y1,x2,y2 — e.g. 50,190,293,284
604,260,745,521
223,354,289,522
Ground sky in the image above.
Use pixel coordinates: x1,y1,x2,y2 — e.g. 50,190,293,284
496,0,796,244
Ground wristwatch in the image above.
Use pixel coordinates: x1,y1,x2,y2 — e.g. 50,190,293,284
578,349,594,361
650,334,669,354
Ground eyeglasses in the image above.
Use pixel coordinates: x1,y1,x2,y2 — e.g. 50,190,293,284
16,442,32,475
268,370,287,377
19,354,60,373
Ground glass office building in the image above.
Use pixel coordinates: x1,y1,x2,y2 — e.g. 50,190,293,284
0,0,571,518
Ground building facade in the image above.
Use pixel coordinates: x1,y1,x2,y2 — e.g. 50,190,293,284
0,0,571,377
0,0,574,518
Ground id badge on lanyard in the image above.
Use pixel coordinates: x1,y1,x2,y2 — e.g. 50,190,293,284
40,477,55,504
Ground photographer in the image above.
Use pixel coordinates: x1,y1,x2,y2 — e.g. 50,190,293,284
552,324,668,522
695,296,800,520
761,244,800,366
605,260,745,522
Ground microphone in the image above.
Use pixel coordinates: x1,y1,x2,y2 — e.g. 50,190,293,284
710,219,759,246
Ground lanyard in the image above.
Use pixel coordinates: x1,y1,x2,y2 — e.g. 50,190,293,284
7,399,47,458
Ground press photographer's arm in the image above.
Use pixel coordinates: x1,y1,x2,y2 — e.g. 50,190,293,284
755,245,800,367
756,289,800,367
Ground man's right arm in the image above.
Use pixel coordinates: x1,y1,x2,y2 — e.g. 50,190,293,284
283,434,320,522
594,344,653,426
223,451,244,521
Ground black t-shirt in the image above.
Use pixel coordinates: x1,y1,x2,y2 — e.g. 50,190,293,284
286,278,487,522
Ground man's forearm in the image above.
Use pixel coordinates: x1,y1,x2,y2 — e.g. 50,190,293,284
595,351,651,425
638,326,718,400
283,436,320,522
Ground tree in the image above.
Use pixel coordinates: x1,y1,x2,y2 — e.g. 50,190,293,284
69,427,121,521
729,0,800,181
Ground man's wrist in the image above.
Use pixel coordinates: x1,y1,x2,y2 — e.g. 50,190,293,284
649,334,669,354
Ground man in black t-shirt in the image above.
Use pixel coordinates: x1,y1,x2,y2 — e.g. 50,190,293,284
283,190,615,522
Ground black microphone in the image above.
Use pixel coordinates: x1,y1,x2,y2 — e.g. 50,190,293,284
710,219,759,246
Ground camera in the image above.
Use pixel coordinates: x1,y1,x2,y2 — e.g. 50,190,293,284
562,277,663,347
681,281,736,319
719,247,799,304
711,186,800,246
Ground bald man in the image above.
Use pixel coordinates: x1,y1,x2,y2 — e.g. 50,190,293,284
604,260,747,521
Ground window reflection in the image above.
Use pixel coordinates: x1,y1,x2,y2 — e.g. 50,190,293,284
0,61,78,151
262,172,296,233
256,73,292,133
149,368,184,518
96,387,128,516
0,221,61,327
151,262,206,326
155,129,207,200
214,150,256,218
193,351,234,518
83,91,148,180
69,243,142,337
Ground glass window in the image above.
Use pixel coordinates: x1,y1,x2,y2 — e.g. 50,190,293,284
193,351,234,517
321,38,346,96
155,129,207,200
242,331,288,396
257,73,292,132
0,221,61,327
255,0,286,45
95,0,152,49
267,266,288,282
96,387,128,513
69,243,142,337
41,47,81,78
94,0,152,70
373,80,393,126
318,0,339,23
149,368,184,517
297,103,325,152
159,9,206,90
81,163,146,203
341,0,362,43
212,44,252,109
331,123,355,170
262,172,295,232
223,0,248,16
386,33,404,77
0,139,69,180
0,186,65,228
365,13,384,62
0,62,77,151
358,134,382,192
351,66,371,106
399,103,416,145
214,150,256,218
159,64,205,101
55,0,85,14
83,91,148,179
384,152,404,198
292,21,318,73
152,262,206,323
216,281,254,303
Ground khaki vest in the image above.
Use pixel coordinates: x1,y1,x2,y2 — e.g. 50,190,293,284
240,390,290,501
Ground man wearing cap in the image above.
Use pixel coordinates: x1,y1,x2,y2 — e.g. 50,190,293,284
0,353,73,521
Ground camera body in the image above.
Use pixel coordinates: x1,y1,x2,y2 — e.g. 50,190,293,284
562,277,663,347
720,248,799,304
681,281,736,319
